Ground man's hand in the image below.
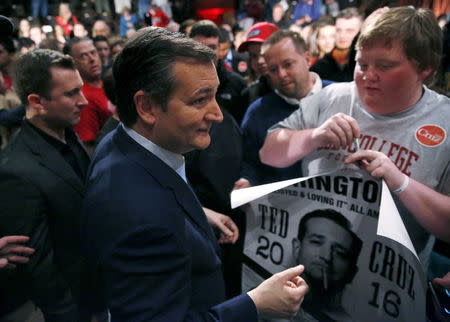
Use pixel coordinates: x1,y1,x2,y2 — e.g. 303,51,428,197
0,235,35,269
233,178,251,190
203,208,239,244
433,272,450,289
344,150,406,191
311,113,360,150
248,265,309,319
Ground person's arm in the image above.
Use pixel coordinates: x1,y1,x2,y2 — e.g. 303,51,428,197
345,151,450,242
0,171,79,320
102,223,258,322
104,226,308,321
260,112,361,168
0,235,34,269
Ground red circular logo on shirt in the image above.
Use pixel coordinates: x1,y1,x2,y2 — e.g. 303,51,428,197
415,125,446,147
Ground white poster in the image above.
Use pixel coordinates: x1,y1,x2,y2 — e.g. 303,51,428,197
236,169,426,322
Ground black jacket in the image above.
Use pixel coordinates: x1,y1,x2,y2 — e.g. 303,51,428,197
0,121,96,320
216,59,248,125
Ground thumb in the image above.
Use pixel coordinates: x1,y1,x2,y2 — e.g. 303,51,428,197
278,265,305,281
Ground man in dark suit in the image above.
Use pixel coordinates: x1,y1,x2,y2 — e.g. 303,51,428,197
82,27,308,321
0,49,97,321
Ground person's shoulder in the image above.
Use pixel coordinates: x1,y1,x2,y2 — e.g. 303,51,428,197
425,87,450,105
242,92,282,126
0,140,38,188
421,87,450,121
252,91,283,110
90,130,171,192
82,83,107,99
301,82,353,112
311,52,335,68
321,81,353,97
0,127,34,164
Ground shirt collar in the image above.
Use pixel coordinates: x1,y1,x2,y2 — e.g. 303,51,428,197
275,72,323,105
122,124,187,182
225,49,233,64
25,120,76,151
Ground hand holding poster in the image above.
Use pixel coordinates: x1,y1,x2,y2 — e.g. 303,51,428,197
235,169,426,322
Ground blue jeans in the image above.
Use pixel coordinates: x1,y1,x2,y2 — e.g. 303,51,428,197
31,0,48,18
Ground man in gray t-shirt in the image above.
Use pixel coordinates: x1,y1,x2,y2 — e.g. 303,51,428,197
260,7,450,265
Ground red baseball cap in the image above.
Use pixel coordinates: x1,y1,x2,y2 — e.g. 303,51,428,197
238,22,279,52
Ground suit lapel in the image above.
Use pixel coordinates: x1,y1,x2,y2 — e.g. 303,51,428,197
20,122,85,196
114,127,218,247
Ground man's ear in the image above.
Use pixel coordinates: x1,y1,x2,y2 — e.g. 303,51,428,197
418,67,433,82
292,238,301,265
133,90,160,126
27,94,45,113
303,50,311,65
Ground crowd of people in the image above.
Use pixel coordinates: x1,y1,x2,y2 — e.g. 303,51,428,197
0,0,449,321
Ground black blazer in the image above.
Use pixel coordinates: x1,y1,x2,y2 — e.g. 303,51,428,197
0,121,92,320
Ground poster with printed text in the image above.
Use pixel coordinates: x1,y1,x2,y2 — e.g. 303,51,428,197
240,169,426,322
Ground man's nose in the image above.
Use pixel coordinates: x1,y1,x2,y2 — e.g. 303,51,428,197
277,67,288,78
319,245,332,262
206,99,223,123
364,66,379,81
78,92,88,107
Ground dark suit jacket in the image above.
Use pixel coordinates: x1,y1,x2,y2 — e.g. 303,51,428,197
81,126,257,322
0,121,92,320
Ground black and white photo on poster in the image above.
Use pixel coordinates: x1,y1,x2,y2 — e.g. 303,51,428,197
240,169,426,322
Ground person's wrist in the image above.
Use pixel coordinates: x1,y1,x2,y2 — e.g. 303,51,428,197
247,289,261,312
391,174,409,194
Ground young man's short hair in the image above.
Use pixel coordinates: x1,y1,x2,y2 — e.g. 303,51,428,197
189,20,220,39
63,36,93,56
357,7,442,76
261,29,308,56
93,35,109,44
336,7,363,22
14,49,76,105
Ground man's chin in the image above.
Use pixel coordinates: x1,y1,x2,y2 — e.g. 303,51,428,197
190,138,211,151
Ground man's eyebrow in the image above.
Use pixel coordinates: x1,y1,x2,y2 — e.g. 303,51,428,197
306,233,325,239
64,87,81,96
332,243,351,253
193,87,215,95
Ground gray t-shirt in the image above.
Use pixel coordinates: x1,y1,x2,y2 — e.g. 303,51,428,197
270,82,450,265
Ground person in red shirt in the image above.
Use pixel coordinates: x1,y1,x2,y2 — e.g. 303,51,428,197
147,4,170,27
63,37,112,152
55,3,78,37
